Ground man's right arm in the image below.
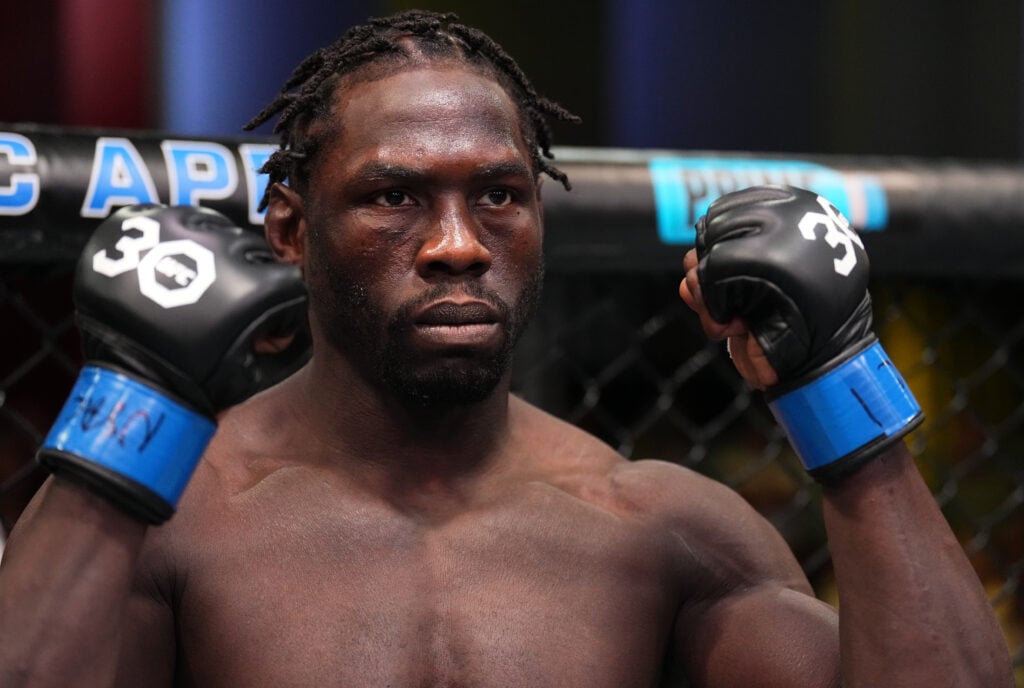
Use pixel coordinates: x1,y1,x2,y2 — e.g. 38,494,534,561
0,204,309,686
0,478,171,687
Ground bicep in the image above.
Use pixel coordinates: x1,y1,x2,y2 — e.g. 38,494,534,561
617,461,839,687
675,584,840,688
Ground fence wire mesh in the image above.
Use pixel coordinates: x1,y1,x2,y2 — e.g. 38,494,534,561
2,264,1023,680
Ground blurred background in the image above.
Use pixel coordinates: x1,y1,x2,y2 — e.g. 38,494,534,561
2,0,1018,154
2,0,1023,683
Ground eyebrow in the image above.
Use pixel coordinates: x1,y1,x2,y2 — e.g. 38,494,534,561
473,160,535,180
350,160,534,183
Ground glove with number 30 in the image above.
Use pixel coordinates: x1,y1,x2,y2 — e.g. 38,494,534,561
695,185,923,483
38,204,309,523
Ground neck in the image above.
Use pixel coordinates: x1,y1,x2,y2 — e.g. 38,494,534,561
291,353,516,490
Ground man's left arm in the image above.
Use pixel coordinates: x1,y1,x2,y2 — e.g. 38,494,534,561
679,185,1013,687
820,440,1010,686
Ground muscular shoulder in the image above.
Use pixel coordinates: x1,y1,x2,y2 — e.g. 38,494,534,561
192,382,308,500
139,384,303,549
526,428,811,598
618,460,809,590
514,401,780,528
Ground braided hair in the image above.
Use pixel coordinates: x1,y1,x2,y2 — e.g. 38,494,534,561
245,9,581,210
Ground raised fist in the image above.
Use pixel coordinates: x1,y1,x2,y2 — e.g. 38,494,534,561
38,204,310,522
685,186,922,482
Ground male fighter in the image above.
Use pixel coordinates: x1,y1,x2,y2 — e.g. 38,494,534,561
0,10,1013,687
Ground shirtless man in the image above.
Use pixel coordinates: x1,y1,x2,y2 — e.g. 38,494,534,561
0,10,1013,687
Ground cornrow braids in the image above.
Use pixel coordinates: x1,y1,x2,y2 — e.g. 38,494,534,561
244,9,581,210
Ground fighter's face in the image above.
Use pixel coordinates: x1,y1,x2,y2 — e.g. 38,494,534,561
301,64,544,405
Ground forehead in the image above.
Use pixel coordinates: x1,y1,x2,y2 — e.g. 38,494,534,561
320,65,531,174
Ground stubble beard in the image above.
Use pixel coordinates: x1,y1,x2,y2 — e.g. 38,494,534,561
312,262,543,408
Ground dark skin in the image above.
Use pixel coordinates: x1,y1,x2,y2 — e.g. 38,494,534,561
0,62,1013,687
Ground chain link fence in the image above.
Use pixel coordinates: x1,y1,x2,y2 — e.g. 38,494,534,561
2,262,1023,681
513,271,1024,682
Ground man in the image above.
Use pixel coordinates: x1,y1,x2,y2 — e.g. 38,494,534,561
0,10,1013,687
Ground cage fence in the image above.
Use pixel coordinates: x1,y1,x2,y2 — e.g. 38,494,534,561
2,125,1023,681
2,264,1023,681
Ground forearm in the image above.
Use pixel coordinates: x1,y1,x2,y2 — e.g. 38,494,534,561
0,478,148,687
822,444,1013,687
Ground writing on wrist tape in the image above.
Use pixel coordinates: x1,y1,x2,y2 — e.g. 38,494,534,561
768,341,923,473
41,365,216,508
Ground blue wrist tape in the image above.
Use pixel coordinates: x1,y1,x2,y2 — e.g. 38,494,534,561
42,365,216,508
768,341,923,473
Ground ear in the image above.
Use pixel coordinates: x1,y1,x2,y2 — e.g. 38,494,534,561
264,182,307,267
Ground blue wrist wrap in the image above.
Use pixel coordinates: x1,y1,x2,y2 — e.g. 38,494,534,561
42,365,216,509
768,341,923,478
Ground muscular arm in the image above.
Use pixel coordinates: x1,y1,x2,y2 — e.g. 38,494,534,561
821,443,1011,686
667,447,1012,687
633,461,841,687
677,230,1013,685
644,440,1010,688
0,204,306,687
0,477,175,687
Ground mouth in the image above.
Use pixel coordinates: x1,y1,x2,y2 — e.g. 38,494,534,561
412,301,503,349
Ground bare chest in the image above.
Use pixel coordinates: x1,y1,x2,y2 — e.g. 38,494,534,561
171,480,682,688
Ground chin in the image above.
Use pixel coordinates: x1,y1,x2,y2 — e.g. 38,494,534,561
386,358,508,407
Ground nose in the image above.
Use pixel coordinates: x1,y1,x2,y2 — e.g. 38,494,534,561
416,201,492,279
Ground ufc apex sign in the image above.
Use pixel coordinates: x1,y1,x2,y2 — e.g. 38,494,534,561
92,215,215,309
0,133,274,228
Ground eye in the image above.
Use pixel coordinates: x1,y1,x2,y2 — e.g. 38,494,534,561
373,190,413,207
481,189,513,206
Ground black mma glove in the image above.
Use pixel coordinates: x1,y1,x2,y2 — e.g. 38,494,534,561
37,204,310,523
696,185,923,483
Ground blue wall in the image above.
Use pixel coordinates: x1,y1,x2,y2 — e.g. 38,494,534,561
4,1,1016,158
604,0,825,152
159,0,373,136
